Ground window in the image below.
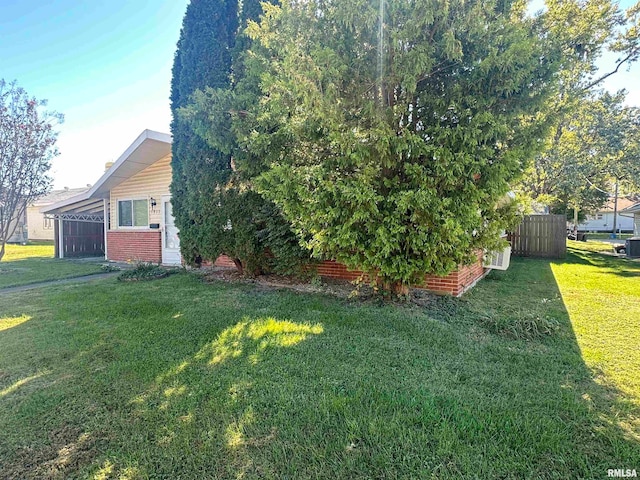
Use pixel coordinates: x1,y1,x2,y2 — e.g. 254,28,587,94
595,213,604,220
118,199,149,227
43,217,53,230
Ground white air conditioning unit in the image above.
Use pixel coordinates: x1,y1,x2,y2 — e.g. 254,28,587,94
484,246,511,270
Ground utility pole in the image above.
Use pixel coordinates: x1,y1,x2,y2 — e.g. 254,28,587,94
612,180,619,238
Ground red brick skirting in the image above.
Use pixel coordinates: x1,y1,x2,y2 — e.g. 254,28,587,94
107,230,162,263
213,255,237,268
316,259,486,296
419,258,487,296
212,252,487,296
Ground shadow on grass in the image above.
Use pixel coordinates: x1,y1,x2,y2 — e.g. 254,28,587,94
461,255,639,470
0,265,638,478
123,316,324,478
567,246,640,277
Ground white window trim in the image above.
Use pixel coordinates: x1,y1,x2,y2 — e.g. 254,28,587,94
116,197,150,230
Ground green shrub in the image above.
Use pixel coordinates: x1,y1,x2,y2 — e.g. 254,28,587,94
100,264,121,272
118,263,169,282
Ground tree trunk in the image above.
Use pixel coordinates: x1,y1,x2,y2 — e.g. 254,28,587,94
379,278,410,297
0,242,5,262
391,282,409,296
232,258,244,275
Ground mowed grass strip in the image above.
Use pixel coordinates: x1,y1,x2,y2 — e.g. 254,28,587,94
552,242,640,406
0,244,103,289
0,247,638,479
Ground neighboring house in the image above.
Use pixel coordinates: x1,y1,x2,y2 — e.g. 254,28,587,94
579,198,637,233
43,129,490,295
27,188,89,241
620,202,640,236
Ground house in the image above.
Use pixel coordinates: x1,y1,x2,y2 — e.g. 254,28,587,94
579,198,636,233
620,202,640,236
42,129,490,295
27,188,89,241
42,130,173,261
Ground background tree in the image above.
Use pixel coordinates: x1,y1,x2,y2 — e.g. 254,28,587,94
519,0,640,216
0,80,62,261
522,90,640,227
224,0,561,293
566,92,640,231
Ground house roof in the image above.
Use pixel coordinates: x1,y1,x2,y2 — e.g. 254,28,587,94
42,130,172,216
598,197,637,213
620,202,640,215
30,187,90,207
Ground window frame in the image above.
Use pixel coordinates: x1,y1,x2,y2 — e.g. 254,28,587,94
116,197,150,229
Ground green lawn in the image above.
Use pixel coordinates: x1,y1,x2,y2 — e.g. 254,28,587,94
0,244,103,289
0,243,638,479
584,233,633,240
579,240,618,254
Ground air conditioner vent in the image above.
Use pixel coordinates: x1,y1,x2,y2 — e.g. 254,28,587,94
484,246,511,270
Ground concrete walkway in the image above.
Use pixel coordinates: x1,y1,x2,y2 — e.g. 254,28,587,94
0,272,120,295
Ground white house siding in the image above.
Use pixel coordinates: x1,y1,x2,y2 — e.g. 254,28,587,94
580,212,634,232
109,154,172,230
635,213,640,236
26,205,54,240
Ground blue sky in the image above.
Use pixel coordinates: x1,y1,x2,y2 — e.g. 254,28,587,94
0,0,638,189
0,0,189,188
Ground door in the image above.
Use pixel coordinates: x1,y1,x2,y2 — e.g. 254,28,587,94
161,196,181,265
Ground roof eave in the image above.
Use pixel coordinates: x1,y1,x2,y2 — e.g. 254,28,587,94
41,129,172,214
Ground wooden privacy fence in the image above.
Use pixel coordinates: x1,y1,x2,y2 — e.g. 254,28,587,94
508,214,566,258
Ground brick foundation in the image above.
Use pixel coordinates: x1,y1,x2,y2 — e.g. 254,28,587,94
107,230,162,263
212,252,488,296
419,257,487,296
315,259,486,296
213,255,237,268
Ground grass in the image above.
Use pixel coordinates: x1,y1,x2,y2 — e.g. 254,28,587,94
575,240,618,254
556,241,640,404
0,244,638,478
0,244,103,289
584,233,633,240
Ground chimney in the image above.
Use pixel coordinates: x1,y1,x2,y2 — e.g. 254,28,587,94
105,161,114,172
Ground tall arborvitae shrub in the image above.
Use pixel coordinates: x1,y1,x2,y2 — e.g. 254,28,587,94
174,0,312,276
170,0,238,266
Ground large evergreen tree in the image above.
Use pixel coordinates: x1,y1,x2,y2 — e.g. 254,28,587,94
227,0,562,293
175,0,311,275
170,0,238,265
